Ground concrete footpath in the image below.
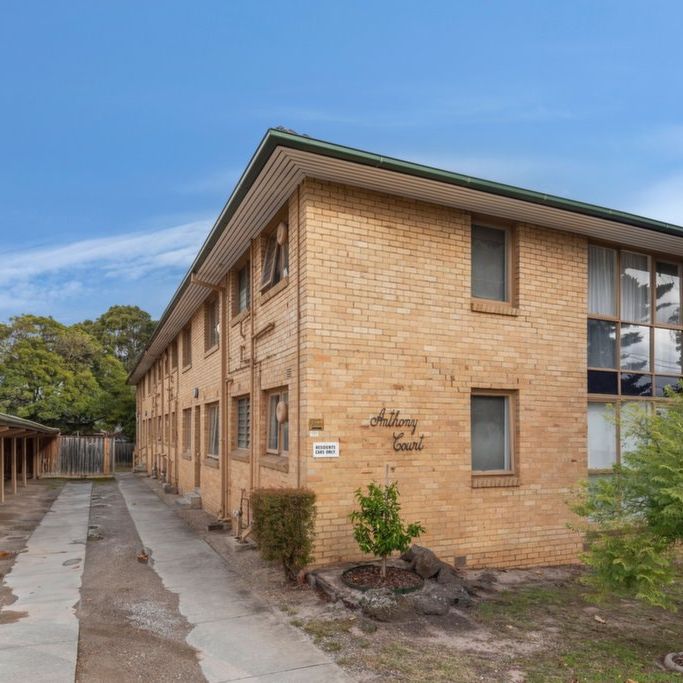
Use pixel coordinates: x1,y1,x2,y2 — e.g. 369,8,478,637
117,474,350,683
0,482,91,682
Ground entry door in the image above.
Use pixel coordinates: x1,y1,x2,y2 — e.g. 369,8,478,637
193,406,201,488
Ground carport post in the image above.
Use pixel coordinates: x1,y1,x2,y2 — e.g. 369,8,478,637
11,438,17,495
22,436,27,487
33,436,39,480
1,438,4,503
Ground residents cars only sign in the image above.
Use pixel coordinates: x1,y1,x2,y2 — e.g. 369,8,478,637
313,442,339,458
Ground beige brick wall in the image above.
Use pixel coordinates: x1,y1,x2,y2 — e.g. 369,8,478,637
136,177,588,568
299,179,586,568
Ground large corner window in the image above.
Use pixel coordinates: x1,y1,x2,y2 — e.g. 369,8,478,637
266,389,289,456
204,296,219,351
587,243,683,470
206,402,220,458
471,224,509,302
471,393,513,473
260,222,289,292
587,245,683,399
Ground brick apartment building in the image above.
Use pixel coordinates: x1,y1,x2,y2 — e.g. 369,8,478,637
129,129,683,568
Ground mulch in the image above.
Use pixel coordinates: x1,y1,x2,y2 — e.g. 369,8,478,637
342,564,423,591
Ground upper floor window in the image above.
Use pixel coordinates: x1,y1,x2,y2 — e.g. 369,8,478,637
204,296,219,351
588,244,683,398
236,262,251,314
471,224,509,302
170,339,178,370
182,324,192,367
261,222,289,292
266,388,289,455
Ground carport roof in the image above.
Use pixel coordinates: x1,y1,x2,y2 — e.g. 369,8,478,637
0,412,60,436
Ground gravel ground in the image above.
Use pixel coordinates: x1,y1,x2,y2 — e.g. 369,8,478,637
75,480,205,682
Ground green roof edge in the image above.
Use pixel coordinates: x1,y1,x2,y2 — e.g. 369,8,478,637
128,127,683,382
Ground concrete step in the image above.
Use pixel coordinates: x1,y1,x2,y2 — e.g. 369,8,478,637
175,491,202,509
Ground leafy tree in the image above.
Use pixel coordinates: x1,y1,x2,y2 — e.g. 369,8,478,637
0,313,139,438
350,482,425,579
79,305,156,372
572,393,683,608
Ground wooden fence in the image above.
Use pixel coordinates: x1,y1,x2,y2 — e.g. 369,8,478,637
45,435,134,477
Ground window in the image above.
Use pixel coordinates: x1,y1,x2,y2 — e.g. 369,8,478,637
587,246,683,399
204,296,219,351
260,222,289,292
182,409,192,455
588,401,653,470
235,262,251,314
471,224,508,302
170,339,178,370
471,394,512,472
588,245,617,316
236,396,250,449
182,324,192,367
266,389,289,455
206,403,220,458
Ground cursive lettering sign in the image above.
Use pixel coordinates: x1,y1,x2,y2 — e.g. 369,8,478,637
369,408,425,451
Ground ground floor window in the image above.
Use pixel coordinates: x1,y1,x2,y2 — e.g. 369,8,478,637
266,389,288,455
236,396,250,449
471,392,514,473
587,400,653,471
182,408,191,455
206,402,220,458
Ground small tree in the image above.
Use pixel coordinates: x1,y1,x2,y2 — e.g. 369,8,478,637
350,482,425,579
572,391,683,609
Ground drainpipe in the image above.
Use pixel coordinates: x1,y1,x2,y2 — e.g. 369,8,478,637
220,272,229,518
296,186,302,488
160,357,166,481
249,239,256,504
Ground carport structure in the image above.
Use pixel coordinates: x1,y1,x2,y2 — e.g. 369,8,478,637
0,412,59,502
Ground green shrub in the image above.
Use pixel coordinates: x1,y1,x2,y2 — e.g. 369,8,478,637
251,487,316,579
350,482,425,578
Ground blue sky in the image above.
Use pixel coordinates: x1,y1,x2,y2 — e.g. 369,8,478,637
2,1,683,324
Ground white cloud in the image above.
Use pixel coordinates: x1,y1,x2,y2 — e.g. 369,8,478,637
0,220,211,322
629,174,683,225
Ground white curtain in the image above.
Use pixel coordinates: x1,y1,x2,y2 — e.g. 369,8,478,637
588,246,616,316
587,403,616,469
621,251,650,322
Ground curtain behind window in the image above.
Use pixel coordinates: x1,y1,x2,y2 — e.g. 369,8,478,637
588,245,616,316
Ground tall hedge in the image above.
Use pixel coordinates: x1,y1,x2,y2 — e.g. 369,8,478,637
251,488,316,579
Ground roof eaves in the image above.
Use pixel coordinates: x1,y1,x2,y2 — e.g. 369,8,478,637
128,128,683,383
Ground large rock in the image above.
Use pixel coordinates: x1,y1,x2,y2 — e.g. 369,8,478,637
411,546,445,579
359,589,413,622
411,592,450,616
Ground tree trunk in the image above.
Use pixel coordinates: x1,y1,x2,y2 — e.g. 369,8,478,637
381,556,387,579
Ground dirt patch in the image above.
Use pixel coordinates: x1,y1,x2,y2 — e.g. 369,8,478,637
342,565,423,592
75,479,204,682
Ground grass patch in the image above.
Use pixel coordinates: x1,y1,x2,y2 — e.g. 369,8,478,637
369,642,478,683
302,617,354,643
